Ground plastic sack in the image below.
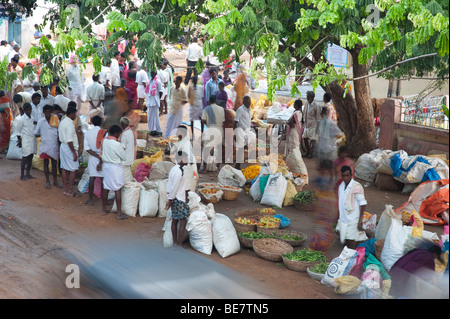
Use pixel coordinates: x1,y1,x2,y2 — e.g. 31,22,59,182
260,173,288,208
131,156,151,176
111,181,141,217
249,162,271,201
157,179,169,218
348,246,366,278
211,213,240,258
136,139,147,148
6,135,22,160
354,151,381,182
186,210,213,255
362,212,377,232
217,165,246,187
77,169,90,194
283,179,297,207
149,161,175,180
321,246,358,288
273,214,290,228
380,219,409,271
363,254,390,280
163,209,189,248
334,276,362,295
374,205,402,241
134,163,151,183
139,182,159,217
357,238,377,257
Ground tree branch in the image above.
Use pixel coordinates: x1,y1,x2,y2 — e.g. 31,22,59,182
82,0,118,32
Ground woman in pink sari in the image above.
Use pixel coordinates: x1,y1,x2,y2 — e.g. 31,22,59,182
285,99,308,184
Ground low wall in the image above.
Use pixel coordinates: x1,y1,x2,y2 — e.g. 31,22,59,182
379,99,449,158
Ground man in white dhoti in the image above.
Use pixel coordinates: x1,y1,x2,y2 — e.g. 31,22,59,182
336,166,368,249
174,125,198,192
157,61,170,115
30,93,41,124
58,106,80,197
136,63,148,110
201,95,225,172
302,91,321,158
84,115,107,205
110,52,121,92
234,95,256,170
54,86,71,112
99,59,111,90
101,124,128,220
34,104,62,189
86,74,105,120
188,76,204,137
119,117,135,183
37,86,55,114
146,70,163,136
165,76,188,138
66,54,85,112
16,103,37,180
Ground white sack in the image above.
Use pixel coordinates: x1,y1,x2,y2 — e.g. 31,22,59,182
111,181,141,217
186,210,213,255
217,165,247,187
260,173,287,208
211,213,240,258
321,246,358,288
139,183,159,217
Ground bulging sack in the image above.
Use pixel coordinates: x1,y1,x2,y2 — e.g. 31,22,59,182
211,213,240,258
186,210,213,255
321,246,358,288
139,183,159,217
111,181,141,217
260,173,287,208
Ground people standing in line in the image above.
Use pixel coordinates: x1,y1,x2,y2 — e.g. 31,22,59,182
184,37,203,86
234,95,255,170
34,104,62,189
188,76,204,137
100,124,128,220
165,76,188,138
136,62,149,111
58,106,81,197
84,115,107,205
324,92,337,124
146,70,163,137
285,99,308,184
166,150,190,246
302,90,321,158
336,165,368,249
110,51,121,93
16,103,37,181
120,116,135,183
86,74,106,120
205,68,223,108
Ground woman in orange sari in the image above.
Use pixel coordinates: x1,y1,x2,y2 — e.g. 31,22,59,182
219,100,236,164
115,78,130,115
233,73,248,111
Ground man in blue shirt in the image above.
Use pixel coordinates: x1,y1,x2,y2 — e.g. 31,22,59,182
34,24,42,40
204,68,223,107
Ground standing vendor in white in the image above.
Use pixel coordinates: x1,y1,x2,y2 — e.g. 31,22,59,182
136,62,148,110
165,76,188,138
66,53,85,112
175,125,198,192
146,70,163,136
58,106,81,197
16,103,37,181
165,150,190,246
101,124,128,220
119,117,135,183
86,74,105,120
234,95,256,170
336,166,368,249
110,52,121,93
187,76,204,137
34,104,62,189
84,115,107,205
302,91,321,158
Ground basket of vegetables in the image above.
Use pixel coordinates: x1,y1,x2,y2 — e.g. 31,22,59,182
199,187,223,204
307,262,329,281
258,208,276,217
282,249,327,272
253,238,293,262
237,231,271,249
270,230,307,247
257,216,281,234
234,209,261,221
293,190,317,211
197,182,219,190
141,146,161,158
233,217,258,233
220,185,242,201
137,130,149,140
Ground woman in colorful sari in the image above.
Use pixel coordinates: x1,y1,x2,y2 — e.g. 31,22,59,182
0,90,11,153
285,99,308,184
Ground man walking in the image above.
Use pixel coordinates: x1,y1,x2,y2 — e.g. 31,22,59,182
184,37,203,86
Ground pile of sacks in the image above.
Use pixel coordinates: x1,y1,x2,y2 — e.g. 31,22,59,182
354,149,449,193
162,192,241,258
319,204,448,298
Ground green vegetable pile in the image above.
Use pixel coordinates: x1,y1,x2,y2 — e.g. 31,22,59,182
283,249,326,262
79,162,88,168
238,231,272,240
271,232,303,241
293,190,317,204
138,146,160,154
309,262,330,274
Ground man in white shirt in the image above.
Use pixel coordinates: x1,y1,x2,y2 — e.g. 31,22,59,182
34,104,61,189
146,70,163,136
157,61,170,115
30,93,42,125
0,41,9,62
110,52,121,92
119,117,135,183
54,86,71,112
58,106,80,197
16,103,36,180
99,59,111,89
184,37,203,85
234,95,256,170
165,150,189,246
302,90,321,158
136,63,148,110
86,74,105,120
8,44,22,63
84,115,106,205
101,124,128,220
38,86,55,112
336,166,368,249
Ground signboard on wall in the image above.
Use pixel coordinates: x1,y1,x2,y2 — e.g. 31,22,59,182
326,43,350,68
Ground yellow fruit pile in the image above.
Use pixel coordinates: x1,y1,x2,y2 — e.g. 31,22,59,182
235,217,257,225
259,208,276,214
242,165,261,180
257,216,280,228
200,188,219,194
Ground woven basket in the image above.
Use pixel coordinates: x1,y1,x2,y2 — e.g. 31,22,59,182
375,239,385,261
293,200,315,211
295,184,304,193
271,230,307,247
238,235,256,249
307,267,325,281
199,192,220,204
253,238,293,262
233,219,257,233
257,223,280,235
139,113,148,123
282,256,321,272
137,130,149,140
222,188,242,200
234,209,261,221
197,182,219,190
